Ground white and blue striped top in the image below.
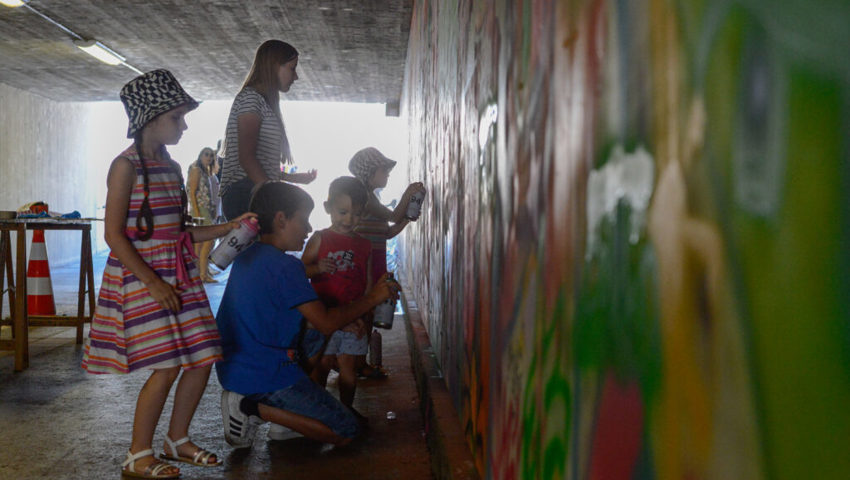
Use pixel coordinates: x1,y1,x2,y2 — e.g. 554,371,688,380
219,87,290,196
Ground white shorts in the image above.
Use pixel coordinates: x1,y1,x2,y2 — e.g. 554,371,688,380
324,330,368,356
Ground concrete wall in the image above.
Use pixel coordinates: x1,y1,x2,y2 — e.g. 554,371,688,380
0,82,126,266
400,1,850,479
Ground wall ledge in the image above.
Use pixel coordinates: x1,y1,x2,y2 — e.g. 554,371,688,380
400,288,480,480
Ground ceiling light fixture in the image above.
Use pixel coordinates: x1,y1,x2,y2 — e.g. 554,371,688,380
9,1,141,74
74,39,125,66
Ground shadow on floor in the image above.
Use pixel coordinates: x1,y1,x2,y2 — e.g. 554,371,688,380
0,251,433,479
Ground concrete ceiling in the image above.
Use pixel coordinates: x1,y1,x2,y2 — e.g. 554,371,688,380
0,0,413,103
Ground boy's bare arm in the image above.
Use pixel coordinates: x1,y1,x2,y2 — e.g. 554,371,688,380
301,232,321,274
301,231,335,277
296,273,399,335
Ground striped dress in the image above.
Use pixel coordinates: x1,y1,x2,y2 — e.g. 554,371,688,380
354,192,391,286
83,146,222,374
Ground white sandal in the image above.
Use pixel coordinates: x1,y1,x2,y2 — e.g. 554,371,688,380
122,449,180,479
160,435,221,466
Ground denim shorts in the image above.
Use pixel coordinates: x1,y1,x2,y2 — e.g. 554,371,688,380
221,177,254,221
324,330,368,356
301,328,326,359
248,376,359,439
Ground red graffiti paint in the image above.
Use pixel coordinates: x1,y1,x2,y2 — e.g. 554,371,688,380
588,372,645,480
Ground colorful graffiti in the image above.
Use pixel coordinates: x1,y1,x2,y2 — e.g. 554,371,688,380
401,0,850,479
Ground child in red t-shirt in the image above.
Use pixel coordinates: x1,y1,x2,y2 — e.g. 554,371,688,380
301,176,373,422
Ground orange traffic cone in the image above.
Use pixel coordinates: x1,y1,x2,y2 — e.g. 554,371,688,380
27,229,55,315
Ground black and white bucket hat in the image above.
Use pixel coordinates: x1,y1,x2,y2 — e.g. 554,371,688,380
348,147,397,184
119,69,199,138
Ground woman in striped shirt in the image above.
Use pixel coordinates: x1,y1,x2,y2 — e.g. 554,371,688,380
219,40,317,221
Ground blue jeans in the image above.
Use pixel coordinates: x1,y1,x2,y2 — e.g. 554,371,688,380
222,177,254,221
247,376,360,439
301,328,326,359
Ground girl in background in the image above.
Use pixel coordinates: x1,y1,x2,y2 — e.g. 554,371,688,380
187,146,220,282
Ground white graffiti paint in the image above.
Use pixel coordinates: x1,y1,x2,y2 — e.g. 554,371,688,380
586,144,655,257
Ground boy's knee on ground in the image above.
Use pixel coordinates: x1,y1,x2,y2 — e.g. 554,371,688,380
338,409,361,441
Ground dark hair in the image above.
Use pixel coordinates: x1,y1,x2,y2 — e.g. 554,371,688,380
133,130,190,240
249,181,314,234
242,40,298,166
327,176,368,209
193,147,215,175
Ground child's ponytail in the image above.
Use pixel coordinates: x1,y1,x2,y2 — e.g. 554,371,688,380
133,133,156,241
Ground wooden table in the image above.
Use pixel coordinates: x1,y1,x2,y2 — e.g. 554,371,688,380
0,218,96,371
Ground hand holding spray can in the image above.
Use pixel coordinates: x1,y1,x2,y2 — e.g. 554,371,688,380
373,272,397,329
405,189,426,220
209,217,259,270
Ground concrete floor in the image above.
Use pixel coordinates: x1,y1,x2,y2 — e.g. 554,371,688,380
0,251,434,479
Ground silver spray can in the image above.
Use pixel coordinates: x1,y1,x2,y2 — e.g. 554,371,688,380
373,298,396,329
208,217,259,270
405,189,426,220
373,272,396,329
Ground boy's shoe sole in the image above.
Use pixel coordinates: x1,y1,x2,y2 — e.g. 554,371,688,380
221,390,262,448
267,424,305,441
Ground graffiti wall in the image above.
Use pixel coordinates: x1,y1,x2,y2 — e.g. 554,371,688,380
400,0,850,478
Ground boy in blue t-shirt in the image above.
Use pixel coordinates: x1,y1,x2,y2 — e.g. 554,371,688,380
215,181,399,449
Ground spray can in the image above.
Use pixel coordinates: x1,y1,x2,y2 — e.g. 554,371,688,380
373,298,396,329
405,189,426,220
208,217,259,270
373,272,396,329
369,329,383,366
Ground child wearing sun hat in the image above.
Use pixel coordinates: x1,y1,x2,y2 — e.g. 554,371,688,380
82,69,256,479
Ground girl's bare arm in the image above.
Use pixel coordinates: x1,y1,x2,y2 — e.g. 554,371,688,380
186,213,256,243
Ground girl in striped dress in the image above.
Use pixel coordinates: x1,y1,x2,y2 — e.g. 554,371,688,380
82,70,255,479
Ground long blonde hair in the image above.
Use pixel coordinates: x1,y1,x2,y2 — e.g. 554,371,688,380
242,40,299,164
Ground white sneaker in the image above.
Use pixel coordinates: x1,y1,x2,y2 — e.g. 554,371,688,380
267,423,304,441
221,390,263,448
